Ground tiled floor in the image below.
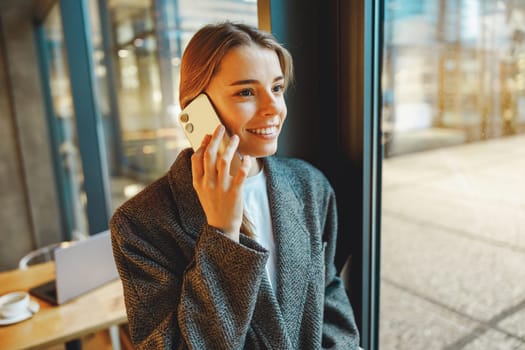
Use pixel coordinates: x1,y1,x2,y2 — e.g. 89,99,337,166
380,134,525,349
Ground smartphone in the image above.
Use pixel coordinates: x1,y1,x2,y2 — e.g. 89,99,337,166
179,93,242,173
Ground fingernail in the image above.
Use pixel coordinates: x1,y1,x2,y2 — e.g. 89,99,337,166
201,134,211,145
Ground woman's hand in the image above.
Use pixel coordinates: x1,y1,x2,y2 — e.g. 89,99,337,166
191,125,252,242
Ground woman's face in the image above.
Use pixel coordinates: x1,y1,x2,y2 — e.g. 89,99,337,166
205,44,287,158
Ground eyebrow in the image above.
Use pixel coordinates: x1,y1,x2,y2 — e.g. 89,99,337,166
229,76,284,86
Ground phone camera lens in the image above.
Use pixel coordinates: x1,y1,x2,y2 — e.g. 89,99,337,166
185,123,194,133
180,113,189,123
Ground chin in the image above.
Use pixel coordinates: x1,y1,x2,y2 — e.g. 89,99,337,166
243,144,278,158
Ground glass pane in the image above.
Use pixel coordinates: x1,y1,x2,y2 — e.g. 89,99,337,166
88,0,114,173
43,5,89,238
89,0,257,210
380,1,525,349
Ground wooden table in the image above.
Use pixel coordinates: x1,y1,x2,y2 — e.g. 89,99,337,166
0,262,128,350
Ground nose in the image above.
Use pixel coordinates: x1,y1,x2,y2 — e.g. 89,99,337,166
259,89,281,116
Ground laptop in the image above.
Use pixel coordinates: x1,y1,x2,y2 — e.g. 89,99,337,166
29,230,119,305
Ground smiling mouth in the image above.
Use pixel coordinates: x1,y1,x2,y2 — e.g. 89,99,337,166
247,126,279,135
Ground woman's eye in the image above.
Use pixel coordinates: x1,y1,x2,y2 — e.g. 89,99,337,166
272,84,284,93
237,89,254,97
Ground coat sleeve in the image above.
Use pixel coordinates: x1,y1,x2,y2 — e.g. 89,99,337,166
110,210,269,350
321,190,361,349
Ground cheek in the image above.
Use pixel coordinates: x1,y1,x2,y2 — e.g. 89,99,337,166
278,100,287,122
220,104,254,133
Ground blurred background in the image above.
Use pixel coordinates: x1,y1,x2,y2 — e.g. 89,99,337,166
0,0,258,269
381,1,525,349
382,0,525,156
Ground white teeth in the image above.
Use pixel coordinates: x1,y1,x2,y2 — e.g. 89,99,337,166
249,126,278,135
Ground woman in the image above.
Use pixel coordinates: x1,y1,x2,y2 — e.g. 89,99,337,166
110,21,360,349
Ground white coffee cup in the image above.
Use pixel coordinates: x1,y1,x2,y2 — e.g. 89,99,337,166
0,291,30,318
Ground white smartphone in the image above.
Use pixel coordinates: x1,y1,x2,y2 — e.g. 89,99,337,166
179,93,242,172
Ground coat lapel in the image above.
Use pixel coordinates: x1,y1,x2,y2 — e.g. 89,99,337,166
264,157,312,339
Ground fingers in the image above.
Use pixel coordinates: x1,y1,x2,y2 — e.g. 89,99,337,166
232,155,252,186
193,125,250,190
200,134,212,148
203,126,225,180
217,134,240,182
191,134,211,179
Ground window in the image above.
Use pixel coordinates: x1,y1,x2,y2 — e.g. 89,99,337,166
42,4,89,237
380,1,525,349
89,0,258,210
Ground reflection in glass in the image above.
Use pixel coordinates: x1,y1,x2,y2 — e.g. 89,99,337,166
382,0,525,158
89,0,257,210
44,4,89,237
380,1,525,349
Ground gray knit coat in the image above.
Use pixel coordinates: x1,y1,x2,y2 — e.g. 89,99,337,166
110,149,360,349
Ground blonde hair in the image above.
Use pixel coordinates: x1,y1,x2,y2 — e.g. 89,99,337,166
179,21,294,109
179,22,294,238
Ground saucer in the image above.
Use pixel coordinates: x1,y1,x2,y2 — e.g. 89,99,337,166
0,300,40,326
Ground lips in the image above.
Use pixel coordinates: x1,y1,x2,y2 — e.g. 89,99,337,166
247,126,279,135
